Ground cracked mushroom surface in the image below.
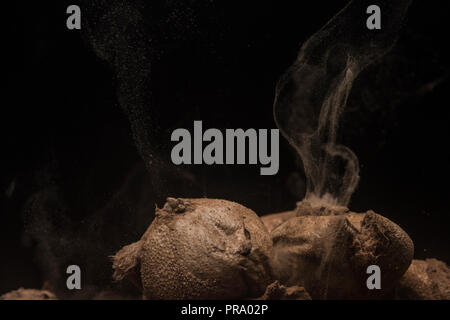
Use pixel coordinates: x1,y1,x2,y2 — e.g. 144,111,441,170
265,200,414,299
113,198,273,299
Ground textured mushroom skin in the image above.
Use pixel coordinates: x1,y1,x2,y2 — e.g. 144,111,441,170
266,200,414,299
0,288,57,300
257,280,311,300
261,210,297,233
395,259,450,300
113,198,273,299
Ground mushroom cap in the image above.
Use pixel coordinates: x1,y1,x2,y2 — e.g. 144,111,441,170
267,201,414,299
113,198,273,299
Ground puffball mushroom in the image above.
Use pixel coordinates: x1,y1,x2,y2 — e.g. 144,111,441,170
395,259,450,300
0,288,57,300
112,198,273,299
264,200,414,299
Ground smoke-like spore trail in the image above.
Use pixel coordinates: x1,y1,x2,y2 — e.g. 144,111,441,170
82,0,201,195
274,0,411,206
82,0,155,168
20,1,202,297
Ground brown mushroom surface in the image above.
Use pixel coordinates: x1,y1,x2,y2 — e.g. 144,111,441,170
395,258,450,300
1,288,57,300
266,200,414,299
113,198,273,299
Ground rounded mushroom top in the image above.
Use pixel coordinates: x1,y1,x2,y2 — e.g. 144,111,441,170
138,198,273,299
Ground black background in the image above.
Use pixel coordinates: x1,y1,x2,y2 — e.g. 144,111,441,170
1,0,449,296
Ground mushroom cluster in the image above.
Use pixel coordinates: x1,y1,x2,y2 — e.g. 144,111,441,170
112,197,449,300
